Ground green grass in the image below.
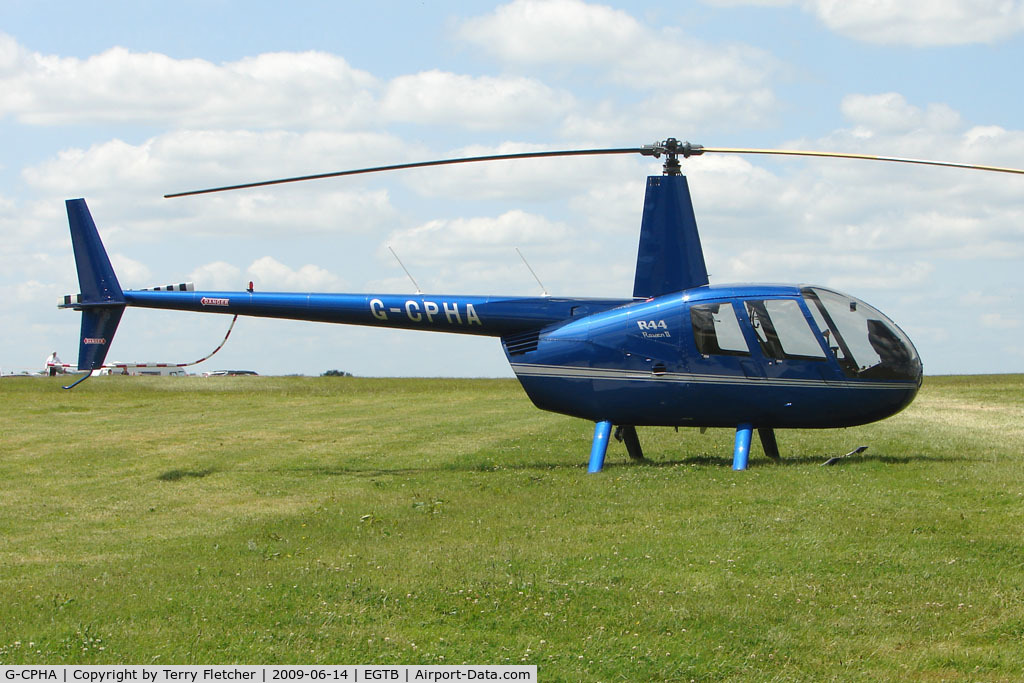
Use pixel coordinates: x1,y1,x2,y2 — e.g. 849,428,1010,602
1,374,1022,680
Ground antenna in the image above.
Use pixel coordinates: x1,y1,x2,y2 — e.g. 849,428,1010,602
516,247,549,297
387,245,422,294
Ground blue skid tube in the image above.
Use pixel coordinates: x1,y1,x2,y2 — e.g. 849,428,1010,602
588,420,613,473
733,423,753,470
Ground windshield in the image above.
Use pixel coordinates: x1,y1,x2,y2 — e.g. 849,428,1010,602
801,287,921,381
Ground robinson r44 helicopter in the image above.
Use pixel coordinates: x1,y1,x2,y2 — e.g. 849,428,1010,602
59,138,1024,471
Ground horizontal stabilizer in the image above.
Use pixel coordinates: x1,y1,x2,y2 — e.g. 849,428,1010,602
140,282,194,292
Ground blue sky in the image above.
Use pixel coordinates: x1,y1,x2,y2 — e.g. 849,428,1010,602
2,0,1023,376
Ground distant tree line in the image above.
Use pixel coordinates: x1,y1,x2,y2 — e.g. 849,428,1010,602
321,369,353,377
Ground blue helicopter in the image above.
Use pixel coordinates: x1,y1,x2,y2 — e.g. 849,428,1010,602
60,139,1023,471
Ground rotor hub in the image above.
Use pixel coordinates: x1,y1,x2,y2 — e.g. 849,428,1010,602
640,138,704,175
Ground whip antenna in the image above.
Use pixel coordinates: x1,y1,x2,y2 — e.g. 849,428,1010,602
388,246,422,294
516,247,549,297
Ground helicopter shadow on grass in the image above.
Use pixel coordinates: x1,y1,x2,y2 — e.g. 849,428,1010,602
152,444,978,481
156,467,218,481
265,449,972,480
613,450,977,469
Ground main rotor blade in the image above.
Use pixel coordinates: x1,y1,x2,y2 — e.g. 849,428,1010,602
164,147,644,198
699,147,1024,175
165,139,1024,199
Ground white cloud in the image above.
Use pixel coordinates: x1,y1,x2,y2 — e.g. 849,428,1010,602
813,0,1024,46
381,70,574,130
10,279,52,306
840,93,962,135
378,210,595,294
247,257,345,292
458,0,777,90
0,33,379,128
22,130,409,196
387,210,572,261
701,0,1024,45
784,94,1024,190
189,261,242,290
197,188,398,237
458,0,640,65
19,130,405,240
560,87,779,139
720,249,934,290
108,253,152,287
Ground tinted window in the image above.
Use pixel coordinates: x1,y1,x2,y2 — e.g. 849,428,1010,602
802,287,921,380
744,299,825,360
691,303,750,356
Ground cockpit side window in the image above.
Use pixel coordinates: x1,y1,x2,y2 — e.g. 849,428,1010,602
743,299,826,361
690,302,750,356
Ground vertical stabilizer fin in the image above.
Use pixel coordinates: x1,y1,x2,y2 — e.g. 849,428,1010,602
632,175,709,298
67,198,124,303
64,199,126,374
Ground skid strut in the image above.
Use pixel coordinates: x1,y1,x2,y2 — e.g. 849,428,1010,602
733,423,753,470
759,428,780,460
588,421,613,473
614,425,645,460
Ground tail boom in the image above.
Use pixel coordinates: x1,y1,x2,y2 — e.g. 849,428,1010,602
122,290,630,338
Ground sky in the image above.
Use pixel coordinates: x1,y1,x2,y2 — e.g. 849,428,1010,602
2,0,1023,377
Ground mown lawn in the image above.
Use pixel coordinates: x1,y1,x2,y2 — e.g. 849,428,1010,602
1,374,1022,680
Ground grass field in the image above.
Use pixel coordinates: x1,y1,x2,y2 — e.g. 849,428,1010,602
1,374,1022,680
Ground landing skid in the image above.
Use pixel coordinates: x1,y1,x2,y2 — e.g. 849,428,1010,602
589,424,782,472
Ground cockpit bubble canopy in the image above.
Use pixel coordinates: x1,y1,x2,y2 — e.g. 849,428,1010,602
801,287,921,381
